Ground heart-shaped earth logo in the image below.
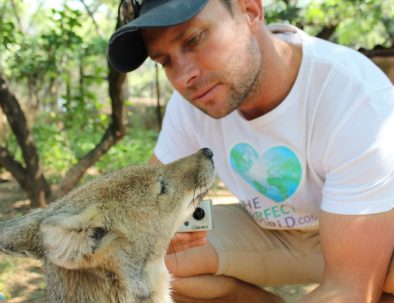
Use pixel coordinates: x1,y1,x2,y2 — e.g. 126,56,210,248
230,143,302,202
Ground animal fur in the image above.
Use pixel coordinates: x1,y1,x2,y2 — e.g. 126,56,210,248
0,149,215,302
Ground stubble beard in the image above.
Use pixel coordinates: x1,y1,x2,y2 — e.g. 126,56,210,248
196,38,263,119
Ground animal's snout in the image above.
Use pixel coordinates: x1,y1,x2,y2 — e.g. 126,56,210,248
201,148,213,159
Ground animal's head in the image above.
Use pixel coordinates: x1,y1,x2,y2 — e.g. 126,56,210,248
0,149,215,272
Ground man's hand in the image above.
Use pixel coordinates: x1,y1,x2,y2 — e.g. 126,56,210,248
167,231,208,254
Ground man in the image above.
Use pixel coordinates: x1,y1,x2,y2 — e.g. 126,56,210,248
108,0,394,302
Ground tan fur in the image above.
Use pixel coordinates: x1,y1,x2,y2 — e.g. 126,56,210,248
0,149,215,303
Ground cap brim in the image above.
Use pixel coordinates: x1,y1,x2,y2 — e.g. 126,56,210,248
108,0,209,73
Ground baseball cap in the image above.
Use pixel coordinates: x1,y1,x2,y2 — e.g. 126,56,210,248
107,0,209,73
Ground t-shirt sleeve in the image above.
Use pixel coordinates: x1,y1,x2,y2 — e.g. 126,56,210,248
154,92,200,164
320,88,394,215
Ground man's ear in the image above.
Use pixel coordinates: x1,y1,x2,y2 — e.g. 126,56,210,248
239,0,264,30
0,208,48,259
40,205,107,269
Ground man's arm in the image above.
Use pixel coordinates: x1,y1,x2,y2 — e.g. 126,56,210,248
300,209,394,303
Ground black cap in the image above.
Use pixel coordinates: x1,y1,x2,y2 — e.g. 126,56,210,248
108,0,209,73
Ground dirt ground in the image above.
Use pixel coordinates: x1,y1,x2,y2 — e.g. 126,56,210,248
0,176,317,302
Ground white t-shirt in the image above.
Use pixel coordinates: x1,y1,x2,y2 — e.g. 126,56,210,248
154,24,394,230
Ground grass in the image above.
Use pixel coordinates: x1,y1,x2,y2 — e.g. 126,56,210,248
0,258,14,297
0,255,45,302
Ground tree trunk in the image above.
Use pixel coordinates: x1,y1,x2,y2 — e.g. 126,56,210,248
155,63,163,129
0,74,50,208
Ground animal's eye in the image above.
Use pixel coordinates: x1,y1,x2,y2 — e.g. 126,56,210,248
159,176,167,195
91,227,107,241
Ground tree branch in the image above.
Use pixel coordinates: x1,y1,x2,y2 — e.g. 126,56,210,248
358,45,394,58
0,145,26,186
78,0,103,38
314,24,394,58
0,74,40,177
316,25,338,40
10,0,24,33
0,73,50,207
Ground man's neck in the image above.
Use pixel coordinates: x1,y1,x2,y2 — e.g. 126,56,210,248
238,33,303,121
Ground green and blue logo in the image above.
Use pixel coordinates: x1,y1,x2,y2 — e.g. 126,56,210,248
230,143,302,202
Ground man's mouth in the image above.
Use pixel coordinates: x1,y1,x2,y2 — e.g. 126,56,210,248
191,84,220,104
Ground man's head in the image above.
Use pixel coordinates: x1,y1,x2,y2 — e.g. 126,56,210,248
108,0,266,118
108,0,211,73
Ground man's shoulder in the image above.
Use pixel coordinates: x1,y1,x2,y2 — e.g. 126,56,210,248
269,23,391,89
298,27,392,90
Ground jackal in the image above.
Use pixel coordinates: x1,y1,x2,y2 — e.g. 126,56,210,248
0,148,215,303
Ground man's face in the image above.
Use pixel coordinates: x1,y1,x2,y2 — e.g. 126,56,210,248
142,0,263,119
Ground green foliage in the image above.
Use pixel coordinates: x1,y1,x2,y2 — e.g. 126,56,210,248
4,107,158,182
28,112,158,180
128,59,173,103
0,0,160,184
95,129,158,172
265,0,394,50
32,112,79,177
0,19,17,47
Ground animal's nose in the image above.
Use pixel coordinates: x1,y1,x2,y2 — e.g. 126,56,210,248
201,148,213,159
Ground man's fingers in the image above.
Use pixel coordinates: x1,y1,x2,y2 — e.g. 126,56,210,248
172,231,208,245
168,237,207,254
167,231,208,254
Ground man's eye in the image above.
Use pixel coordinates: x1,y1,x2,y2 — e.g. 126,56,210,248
188,31,204,47
161,59,170,68
157,57,170,68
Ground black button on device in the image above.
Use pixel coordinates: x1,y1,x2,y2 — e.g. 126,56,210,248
192,207,205,220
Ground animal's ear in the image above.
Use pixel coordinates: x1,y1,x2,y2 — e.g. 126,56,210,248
40,205,107,269
0,208,49,259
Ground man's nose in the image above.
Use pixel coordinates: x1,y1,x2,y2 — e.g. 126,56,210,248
171,55,200,89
